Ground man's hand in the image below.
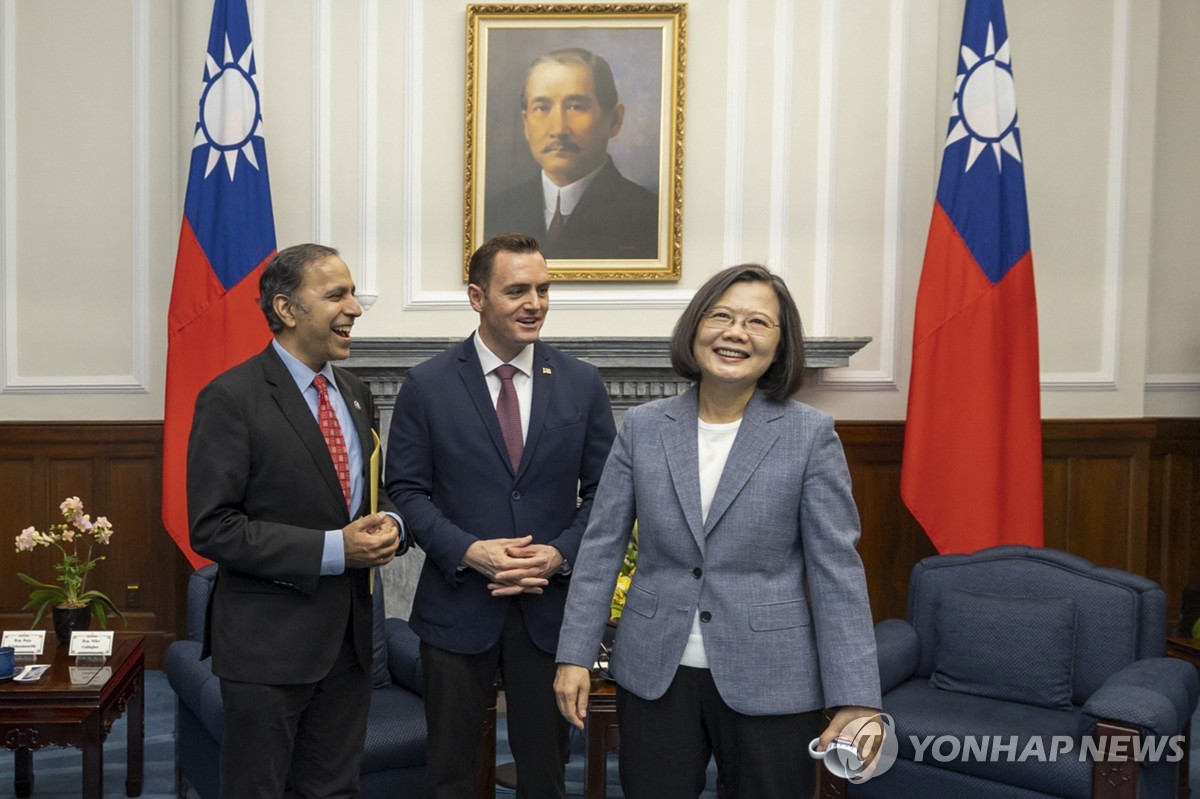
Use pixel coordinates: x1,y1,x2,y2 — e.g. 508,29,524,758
343,512,400,569
484,542,564,597
554,664,591,730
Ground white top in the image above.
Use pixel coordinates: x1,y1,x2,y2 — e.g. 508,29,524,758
473,332,534,441
679,417,742,669
540,160,606,230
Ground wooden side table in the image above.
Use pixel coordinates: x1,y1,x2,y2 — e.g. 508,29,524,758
1165,637,1197,799
584,674,619,799
0,634,144,798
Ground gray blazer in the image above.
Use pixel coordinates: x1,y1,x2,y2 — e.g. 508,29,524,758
556,387,881,716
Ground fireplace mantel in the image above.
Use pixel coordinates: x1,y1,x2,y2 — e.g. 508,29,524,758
346,336,871,414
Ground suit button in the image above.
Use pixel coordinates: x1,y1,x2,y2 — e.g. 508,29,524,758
511,491,521,500
692,567,703,579
700,611,712,623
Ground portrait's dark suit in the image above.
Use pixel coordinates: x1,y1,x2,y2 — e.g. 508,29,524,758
187,342,402,797
385,335,616,796
484,157,659,260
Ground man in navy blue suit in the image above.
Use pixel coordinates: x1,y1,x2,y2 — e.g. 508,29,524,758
385,233,616,798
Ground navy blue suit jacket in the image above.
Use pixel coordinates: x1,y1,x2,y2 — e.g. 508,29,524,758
385,336,615,655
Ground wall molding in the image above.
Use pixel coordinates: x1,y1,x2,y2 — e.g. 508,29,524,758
767,0,794,280
1042,0,1130,392
1,0,151,395
1146,374,1200,392
817,0,907,391
312,0,331,244
357,0,379,309
722,0,747,267
811,0,839,337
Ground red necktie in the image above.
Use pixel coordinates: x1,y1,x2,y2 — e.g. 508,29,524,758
494,364,524,471
545,193,564,243
313,375,352,511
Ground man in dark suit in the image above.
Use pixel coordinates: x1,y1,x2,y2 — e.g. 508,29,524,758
188,243,404,799
484,48,659,260
386,233,616,798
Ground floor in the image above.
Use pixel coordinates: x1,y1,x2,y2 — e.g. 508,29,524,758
0,670,1194,798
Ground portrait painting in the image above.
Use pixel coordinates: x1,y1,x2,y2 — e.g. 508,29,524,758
465,4,686,281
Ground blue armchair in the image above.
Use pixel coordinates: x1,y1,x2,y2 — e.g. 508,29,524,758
848,546,1198,799
166,564,433,798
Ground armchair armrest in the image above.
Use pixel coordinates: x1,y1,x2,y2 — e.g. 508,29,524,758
1082,657,1200,737
385,617,424,696
875,619,920,694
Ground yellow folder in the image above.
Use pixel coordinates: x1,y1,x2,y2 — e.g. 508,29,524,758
369,429,380,594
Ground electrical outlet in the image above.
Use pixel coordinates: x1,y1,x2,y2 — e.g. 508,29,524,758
126,584,142,609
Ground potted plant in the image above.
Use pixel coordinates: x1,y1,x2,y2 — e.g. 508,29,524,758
14,496,123,643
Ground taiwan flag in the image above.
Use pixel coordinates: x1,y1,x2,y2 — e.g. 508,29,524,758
901,0,1043,555
163,0,276,567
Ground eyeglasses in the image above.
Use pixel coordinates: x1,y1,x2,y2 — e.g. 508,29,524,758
701,309,780,338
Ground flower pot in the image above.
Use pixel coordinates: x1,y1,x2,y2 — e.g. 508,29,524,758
52,604,92,644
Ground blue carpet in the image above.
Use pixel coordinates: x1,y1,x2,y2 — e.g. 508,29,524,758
1,670,1196,798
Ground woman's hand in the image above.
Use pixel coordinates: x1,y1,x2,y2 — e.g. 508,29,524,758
554,664,592,730
817,705,881,756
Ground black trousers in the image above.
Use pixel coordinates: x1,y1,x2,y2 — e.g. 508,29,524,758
420,600,568,799
616,666,820,799
218,633,370,799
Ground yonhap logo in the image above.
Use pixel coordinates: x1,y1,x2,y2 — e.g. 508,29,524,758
809,712,899,783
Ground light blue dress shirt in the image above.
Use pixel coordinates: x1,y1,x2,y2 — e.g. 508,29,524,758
271,340,399,575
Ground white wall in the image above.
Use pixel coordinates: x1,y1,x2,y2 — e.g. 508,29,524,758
1,0,1196,421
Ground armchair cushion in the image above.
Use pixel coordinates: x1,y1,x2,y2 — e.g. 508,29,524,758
1082,657,1200,737
930,589,1077,710
885,678,1092,799
386,617,424,695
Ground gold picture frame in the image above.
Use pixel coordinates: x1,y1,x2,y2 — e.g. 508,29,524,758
464,4,686,281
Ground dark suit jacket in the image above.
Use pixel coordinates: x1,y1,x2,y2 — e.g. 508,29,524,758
385,337,616,655
484,158,659,260
187,343,402,685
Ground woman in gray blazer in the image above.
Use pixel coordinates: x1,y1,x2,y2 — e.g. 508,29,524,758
554,264,882,798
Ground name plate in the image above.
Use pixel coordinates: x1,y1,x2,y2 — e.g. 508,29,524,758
68,631,114,657
1,630,46,656
69,666,114,685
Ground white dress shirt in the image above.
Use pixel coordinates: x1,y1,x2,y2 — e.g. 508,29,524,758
473,332,534,442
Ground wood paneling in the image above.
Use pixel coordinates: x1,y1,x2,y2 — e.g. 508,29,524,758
839,419,1200,629
0,423,191,668
1,419,1196,665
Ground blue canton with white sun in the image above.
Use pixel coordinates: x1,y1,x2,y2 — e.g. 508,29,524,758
937,0,1031,285
182,0,275,291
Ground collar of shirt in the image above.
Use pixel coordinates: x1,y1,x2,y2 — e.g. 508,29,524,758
272,338,339,396
540,158,607,226
472,332,535,380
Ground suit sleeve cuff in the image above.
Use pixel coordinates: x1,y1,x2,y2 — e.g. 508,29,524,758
320,529,345,575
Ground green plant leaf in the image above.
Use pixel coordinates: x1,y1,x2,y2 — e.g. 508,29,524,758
1192,617,1200,640
16,573,58,590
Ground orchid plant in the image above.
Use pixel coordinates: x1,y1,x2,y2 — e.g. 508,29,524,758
14,496,123,628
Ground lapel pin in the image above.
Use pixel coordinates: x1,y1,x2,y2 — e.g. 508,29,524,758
542,367,553,375
353,399,362,410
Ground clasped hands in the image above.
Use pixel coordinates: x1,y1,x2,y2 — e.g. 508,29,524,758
463,535,563,597
342,512,401,569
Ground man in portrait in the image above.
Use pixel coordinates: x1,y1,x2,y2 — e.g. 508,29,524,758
484,47,659,260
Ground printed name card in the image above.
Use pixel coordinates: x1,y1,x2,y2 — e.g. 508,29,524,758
68,631,114,657
1,630,46,656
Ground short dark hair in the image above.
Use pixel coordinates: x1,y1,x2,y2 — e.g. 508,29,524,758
467,233,542,289
259,243,340,333
669,264,806,401
521,48,619,115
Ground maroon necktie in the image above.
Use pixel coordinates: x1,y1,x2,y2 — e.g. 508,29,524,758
545,194,564,243
494,364,524,471
313,375,352,511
